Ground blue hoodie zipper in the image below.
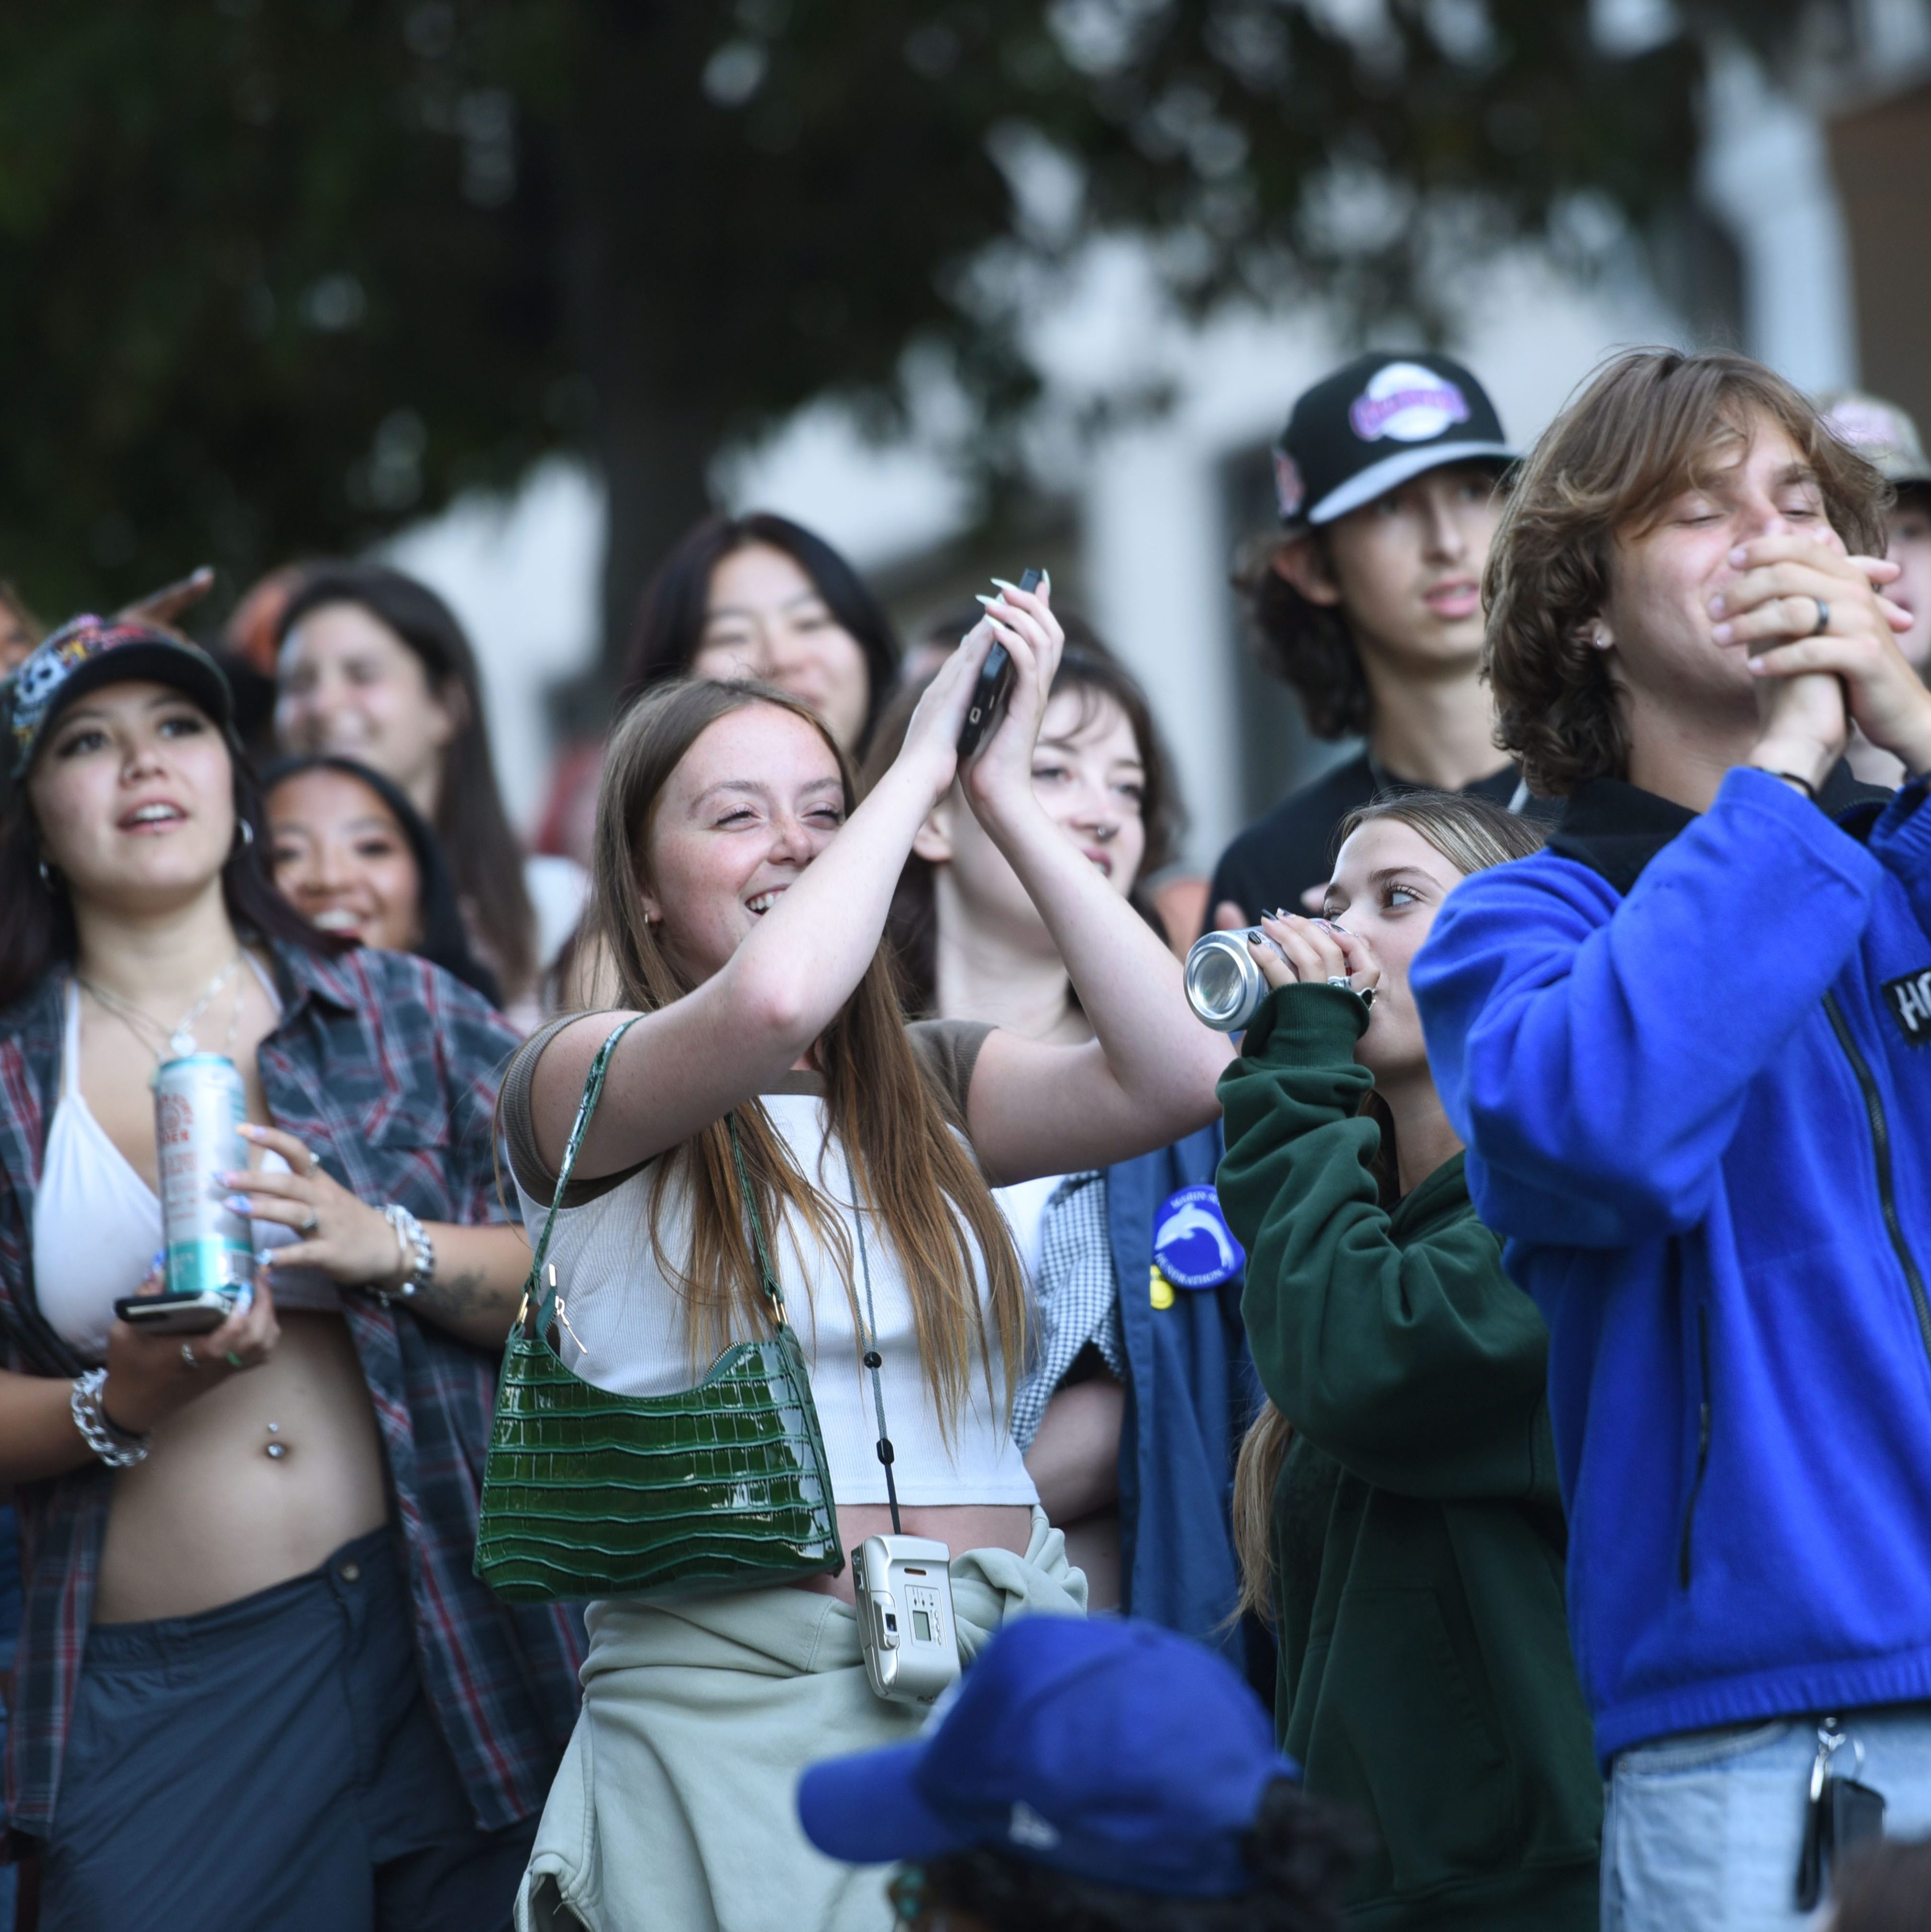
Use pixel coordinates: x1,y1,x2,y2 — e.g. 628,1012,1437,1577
1824,991,1931,1357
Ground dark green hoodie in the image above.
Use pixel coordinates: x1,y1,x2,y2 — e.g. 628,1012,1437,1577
1216,985,1600,1932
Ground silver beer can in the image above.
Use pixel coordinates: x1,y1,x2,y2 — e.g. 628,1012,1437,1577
154,1054,255,1306
1184,928,1280,1033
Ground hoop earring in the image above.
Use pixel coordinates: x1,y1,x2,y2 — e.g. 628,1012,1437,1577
36,858,57,894
234,818,255,852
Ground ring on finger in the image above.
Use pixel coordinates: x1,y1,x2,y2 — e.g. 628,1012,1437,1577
1326,975,1352,990
225,1351,244,1369
181,1342,200,1369
1812,597,1831,635
299,1209,319,1235
302,1147,319,1176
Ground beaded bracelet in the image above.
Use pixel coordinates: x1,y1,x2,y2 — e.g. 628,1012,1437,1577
377,1202,436,1304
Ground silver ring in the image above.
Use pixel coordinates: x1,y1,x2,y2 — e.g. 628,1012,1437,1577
300,1209,319,1235
302,1147,319,1175
1326,975,1352,990
181,1342,200,1369
1812,598,1831,635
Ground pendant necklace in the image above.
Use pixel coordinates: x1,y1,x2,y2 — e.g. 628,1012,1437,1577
78,952,246,1064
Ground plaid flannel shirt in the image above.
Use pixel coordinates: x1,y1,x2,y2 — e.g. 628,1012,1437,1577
0,942,583,1839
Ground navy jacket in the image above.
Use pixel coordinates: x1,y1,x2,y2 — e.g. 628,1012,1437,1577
1412,766,1931,1762
1108,1125,1261,1659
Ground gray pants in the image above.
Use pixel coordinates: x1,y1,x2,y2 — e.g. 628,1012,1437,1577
40,1526,536,1932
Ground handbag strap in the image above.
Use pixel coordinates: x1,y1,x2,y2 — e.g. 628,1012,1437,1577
521,1016,788,1329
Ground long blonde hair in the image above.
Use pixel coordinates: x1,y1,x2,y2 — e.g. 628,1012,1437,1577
1231,790,1545,1622
586,678,1028,1431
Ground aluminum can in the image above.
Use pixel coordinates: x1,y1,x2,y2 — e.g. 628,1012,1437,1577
1184,927,1281,1033
154,1055,255,1305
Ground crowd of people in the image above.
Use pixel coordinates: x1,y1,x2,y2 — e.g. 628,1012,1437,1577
0,342,1927,1932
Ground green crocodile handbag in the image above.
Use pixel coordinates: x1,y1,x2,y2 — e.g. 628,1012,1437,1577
473,1017,845,1603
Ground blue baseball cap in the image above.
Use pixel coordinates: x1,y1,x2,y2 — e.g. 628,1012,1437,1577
797,1618,1299,1898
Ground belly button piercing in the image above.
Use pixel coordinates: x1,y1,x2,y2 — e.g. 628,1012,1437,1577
265,1421,286,1461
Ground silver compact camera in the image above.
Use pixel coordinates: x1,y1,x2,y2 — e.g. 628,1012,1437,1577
1184,927,1287,1032
854,1535,962,1705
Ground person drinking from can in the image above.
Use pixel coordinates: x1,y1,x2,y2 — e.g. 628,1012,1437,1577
495,575,1232,1931
0,616,581,1931
1216,791,1599,1930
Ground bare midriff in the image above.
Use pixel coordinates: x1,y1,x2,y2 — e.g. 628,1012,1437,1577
792,1501,1037,1605
93,1312,389,1624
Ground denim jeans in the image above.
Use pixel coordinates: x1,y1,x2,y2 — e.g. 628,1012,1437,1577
1603,1706,1931,1931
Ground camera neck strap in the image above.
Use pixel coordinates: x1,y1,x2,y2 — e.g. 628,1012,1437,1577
844,1150,903,1536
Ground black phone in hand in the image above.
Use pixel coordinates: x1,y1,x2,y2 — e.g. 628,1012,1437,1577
958,568,1042,759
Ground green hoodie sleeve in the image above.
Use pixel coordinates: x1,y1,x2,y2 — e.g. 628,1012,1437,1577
1216,984,1552,1502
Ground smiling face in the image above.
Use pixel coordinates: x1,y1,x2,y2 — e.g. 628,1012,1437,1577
275,602,460,813
1600,413,1832,726
28,679,236,912
267,765,425,953
689,543,872,751
918,686,1146,945
1296,463,1503,675
1320,816,1469,1085
639,701,849,983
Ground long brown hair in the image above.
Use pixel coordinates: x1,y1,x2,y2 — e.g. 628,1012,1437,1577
861,622,1185,1016
1487,348,1891,798
585,677,1027,1426
1231,790,1545,1624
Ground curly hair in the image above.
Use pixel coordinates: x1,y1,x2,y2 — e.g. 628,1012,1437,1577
916,1777,1362,1932
1232,532,1370,741
1487,348,1892,798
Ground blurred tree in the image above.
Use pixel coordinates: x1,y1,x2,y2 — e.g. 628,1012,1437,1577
0,0,1846,673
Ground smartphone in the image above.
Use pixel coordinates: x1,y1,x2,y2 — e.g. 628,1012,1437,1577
957,568,1042,759
114,1292,232,1335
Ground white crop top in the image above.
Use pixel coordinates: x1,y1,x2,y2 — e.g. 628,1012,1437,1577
34,971,342,1361
511,1084,1039,1510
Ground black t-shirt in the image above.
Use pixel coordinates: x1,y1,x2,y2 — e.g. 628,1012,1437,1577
1205,753,1544,931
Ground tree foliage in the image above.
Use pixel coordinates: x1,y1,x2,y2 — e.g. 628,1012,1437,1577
0,0,1849,654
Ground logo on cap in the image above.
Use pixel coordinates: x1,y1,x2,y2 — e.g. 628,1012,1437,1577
1272,449,1306,522
1151,1186,1244,1290
1349,362,1471,445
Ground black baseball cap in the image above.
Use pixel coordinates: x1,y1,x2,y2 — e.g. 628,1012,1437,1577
5,615,235,786
1272,351,1514,531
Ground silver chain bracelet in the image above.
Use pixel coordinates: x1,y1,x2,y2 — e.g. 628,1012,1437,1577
378,1203,435,1304
71,1367,150,1468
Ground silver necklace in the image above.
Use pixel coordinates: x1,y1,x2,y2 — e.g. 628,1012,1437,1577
79,952,245,1062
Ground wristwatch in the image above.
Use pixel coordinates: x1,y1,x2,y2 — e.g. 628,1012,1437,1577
377,1203,436,1304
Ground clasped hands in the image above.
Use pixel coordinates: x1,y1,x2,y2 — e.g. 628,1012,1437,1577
1715,535,1931,784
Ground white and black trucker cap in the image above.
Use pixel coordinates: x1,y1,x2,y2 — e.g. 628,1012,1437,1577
1272,351,1514,531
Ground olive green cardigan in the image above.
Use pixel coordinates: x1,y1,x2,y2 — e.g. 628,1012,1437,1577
1217,986,1600,1931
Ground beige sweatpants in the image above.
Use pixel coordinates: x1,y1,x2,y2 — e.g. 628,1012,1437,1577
516,1510,1086,1932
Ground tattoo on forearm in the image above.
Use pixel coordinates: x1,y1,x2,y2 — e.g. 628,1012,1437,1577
417,1268,499,1321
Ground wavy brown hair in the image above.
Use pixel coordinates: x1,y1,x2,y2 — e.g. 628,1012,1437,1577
584,677,1027,1429
1232,530,1369,741
1231,790,1545,1624
1487,348,1891,798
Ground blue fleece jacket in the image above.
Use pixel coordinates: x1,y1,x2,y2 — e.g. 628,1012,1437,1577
1410,766,1931,1764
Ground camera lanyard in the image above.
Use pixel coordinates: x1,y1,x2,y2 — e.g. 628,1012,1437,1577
844,1152,903,1536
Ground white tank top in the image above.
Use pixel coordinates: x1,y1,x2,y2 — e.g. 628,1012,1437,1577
34,968,341,1362
515,1090,1039,1509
